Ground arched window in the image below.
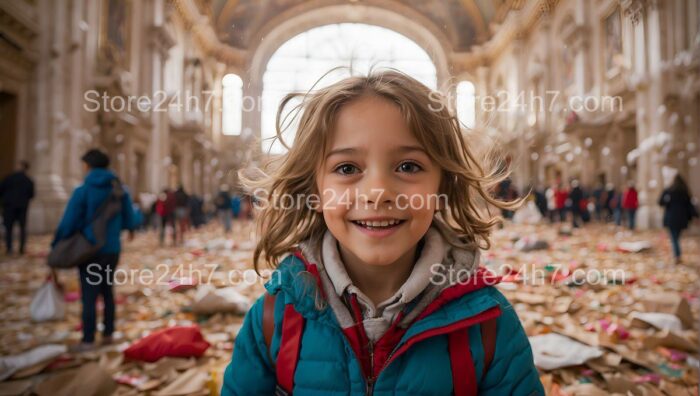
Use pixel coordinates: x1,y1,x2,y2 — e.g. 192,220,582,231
456,80,476,129
262,23,437,154
222,73,242,136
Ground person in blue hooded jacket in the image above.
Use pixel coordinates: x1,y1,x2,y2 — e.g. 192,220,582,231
52,149,136,351
222,72,543,395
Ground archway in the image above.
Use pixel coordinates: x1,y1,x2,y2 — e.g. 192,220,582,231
260,23,438,153
244,4,450,155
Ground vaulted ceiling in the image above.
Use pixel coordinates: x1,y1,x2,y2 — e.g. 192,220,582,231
195,0,518,53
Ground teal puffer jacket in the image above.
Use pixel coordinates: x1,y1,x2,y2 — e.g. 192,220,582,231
222,254,544,395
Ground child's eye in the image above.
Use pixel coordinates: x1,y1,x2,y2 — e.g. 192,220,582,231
334,163,360,175
396,161,423,173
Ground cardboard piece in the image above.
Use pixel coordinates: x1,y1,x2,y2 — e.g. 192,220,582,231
560,383,608,396
642,329,697,352
34,362,117,396
640,293,694,329
630,311,683,332
0,380,32,396
152,367,208,396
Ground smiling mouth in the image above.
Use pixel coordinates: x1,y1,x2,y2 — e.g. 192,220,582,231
350,219,406,230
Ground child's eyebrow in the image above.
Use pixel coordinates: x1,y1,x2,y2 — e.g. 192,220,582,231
397,145,427,154
326,147,359,158
325,145,427,159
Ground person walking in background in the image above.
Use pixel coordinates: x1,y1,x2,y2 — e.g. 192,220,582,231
496,178,517,220
231,193,242,219
659,175,698,264
52,149,135,351
215,185,233,234
602,183,614,222
592,182,604,221
545,183,556,222
568,179,583,228
189,194,205,228
554,182,568,222
622,181,639,230
607,185,622,226
156,188,177,246
579,184,591,224
174,185,190,244
132,201,145,231
0,161,34,256
533,184,548,218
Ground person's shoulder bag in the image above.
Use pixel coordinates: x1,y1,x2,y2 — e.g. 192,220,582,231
47,179,124,269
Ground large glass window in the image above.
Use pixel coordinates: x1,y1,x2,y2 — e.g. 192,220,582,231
222,73,242,136
262,23,437,153
456,80,476,129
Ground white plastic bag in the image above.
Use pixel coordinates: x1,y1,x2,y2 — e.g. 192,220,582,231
30,279,65,322
191,285,251,315
529,333,603,370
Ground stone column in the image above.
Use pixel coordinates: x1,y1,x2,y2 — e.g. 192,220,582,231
513,38,531,192
211,62,226,150
28,0,71,233
181,140,193,191
242,68,262,158
625,0,664,229
144,0,174,193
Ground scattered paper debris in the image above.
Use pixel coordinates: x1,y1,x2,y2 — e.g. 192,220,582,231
529,333,604,370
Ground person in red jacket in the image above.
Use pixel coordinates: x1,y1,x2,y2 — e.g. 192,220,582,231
621,181,639,230
156,188,177,246
554,182,569,222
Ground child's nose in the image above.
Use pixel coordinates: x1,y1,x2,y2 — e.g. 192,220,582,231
358,170,396,204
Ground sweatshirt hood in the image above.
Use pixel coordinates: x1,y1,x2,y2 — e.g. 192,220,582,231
298,219,483,334
84,168,117,187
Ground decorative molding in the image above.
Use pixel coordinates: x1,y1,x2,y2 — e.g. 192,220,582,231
0,35,35,73
568,25,590,51
621,0,645,26
0,1,38,47
458,0,488,43
170,0,246,66
150,24,176,57
478,0,557,64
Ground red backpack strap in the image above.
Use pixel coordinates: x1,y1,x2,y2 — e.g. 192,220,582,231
276,304,304,393
448,316,499,396
262,293,305,395
262,292,276,367
449,330,477,396
480,317,498,379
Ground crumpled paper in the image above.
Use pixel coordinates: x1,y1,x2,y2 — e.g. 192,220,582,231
529,333,604,370
0,344,67,381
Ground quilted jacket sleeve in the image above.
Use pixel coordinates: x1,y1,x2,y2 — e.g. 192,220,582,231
221,295,276,396
479,296,545,396
52,187,86,246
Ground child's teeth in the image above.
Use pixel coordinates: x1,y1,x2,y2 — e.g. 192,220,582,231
355,219,402,227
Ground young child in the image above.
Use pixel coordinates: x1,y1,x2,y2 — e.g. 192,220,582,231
222,71,544,395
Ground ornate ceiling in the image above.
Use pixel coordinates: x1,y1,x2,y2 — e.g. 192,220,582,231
194,0,518,53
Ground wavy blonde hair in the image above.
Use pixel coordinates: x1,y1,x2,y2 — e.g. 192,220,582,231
241,69,522,271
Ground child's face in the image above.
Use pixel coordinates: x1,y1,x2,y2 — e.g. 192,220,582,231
316,94,441,267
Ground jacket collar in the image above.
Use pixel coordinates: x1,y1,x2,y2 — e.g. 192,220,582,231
321,227,445,312
265,247,501,334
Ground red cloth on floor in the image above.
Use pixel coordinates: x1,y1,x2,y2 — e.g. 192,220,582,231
123,326,210,362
